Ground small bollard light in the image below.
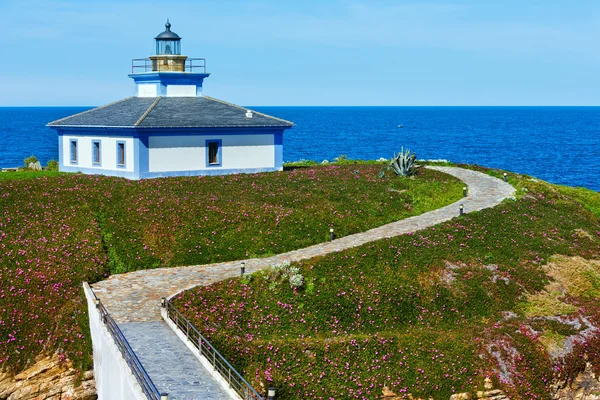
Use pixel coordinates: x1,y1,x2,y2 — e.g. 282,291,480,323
160,297,166,308
268,387,276,400
460,204,464,216
241,262,246,276
503,172,508,182
329,227,335,241
463,186,467,197
160,393,169,400
94,298,100,309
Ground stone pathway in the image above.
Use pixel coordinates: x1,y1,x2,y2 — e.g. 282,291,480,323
119,322,231,400
90,167,514,400
92,166,515,322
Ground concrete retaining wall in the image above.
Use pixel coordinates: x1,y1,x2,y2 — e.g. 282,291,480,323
83,282,148,400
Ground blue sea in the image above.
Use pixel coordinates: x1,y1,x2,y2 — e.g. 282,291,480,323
0,106,599,191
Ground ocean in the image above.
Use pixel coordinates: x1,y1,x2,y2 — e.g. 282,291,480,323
0,106,599,191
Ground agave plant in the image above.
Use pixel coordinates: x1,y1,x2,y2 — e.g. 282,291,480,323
389,147,421,177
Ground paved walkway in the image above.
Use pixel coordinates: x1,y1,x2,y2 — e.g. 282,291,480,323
120,322,232,400
91,167,514,400
92,167,515,323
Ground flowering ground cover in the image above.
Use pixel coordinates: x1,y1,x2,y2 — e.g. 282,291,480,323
97,165,463,271
0,164,462,374
174,173,600,399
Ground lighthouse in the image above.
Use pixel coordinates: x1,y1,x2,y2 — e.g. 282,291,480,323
130,20,210,98
48,20,293,180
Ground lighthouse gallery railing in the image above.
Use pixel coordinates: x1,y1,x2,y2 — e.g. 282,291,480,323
131,58,207,74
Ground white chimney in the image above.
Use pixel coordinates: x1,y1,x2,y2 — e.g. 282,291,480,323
245,110,253,118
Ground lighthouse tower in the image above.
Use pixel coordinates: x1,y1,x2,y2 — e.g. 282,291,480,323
48,20,292,180
130,20,210,98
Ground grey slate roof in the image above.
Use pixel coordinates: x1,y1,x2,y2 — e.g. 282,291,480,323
47,96,294,129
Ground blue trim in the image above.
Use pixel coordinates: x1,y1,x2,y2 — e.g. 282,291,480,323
138,136,149,175
69,138,78,165
58,135,64,171
92,140,102,167
140,167,279,179
116,141,126,169
48,127,291,135
129,72,210,86
60,165,139,180
205,139,222,167
274,132,283,170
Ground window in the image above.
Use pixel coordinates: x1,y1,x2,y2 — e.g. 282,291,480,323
92,140,101,166
69,139,78,164
117,142,126,168
206,140,222,167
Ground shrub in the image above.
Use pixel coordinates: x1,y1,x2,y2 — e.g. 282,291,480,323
389,147,422,177
46,159,59,171
23,155,38,168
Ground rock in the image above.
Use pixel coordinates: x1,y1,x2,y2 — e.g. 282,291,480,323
28,161,42,171
552,361,600,400
484,377,493,390
0,354,96,400
382,386,397,398
484,389,502,396
450,393,472,400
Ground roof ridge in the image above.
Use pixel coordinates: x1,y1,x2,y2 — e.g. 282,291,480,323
202,96,294,126
47,97,135,126
134,96,162,126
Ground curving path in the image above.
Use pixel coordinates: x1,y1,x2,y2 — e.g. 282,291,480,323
93,166,515,322
90,167,515,399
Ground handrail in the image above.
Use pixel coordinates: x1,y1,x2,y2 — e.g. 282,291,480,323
131,57,207,74
90,290,163,400
164,300,263,400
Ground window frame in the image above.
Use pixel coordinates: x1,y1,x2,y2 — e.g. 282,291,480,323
116,141,126,168
92,140,102,167
206,139,222,167
69,139,78,165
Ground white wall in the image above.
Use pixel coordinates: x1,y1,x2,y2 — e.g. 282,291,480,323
83,283,148,400
148,134,274,173
62,136,135,172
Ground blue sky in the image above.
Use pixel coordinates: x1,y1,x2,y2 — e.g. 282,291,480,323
2,0,599,106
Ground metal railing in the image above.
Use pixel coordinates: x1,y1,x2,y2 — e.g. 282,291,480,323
132,58,207,74
163,299,263,400
92,293,164,400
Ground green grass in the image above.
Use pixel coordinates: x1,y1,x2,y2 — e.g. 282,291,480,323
0,163,463,373
0,170,66,180
174,168,600,399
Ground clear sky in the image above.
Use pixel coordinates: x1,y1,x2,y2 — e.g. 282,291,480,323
2,0,599,106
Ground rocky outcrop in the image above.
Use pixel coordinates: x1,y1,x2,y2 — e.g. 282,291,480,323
553,362,600,400
381,377,508,400
0,354,96,400
381,371,600,400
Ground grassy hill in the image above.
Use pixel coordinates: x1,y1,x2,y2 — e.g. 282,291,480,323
173,166,600,399
0,163,462,373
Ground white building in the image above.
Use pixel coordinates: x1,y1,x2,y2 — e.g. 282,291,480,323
48,21,293,180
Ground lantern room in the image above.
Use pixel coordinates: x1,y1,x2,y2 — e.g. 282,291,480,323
155,20,181,55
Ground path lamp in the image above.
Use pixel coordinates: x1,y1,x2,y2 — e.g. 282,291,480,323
463,186,467,197
268,387,276,400
241,262,246,276
503,173,508,182
329,227,335,241
160,393,169,400
460,204,464,216
94,298,100,309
